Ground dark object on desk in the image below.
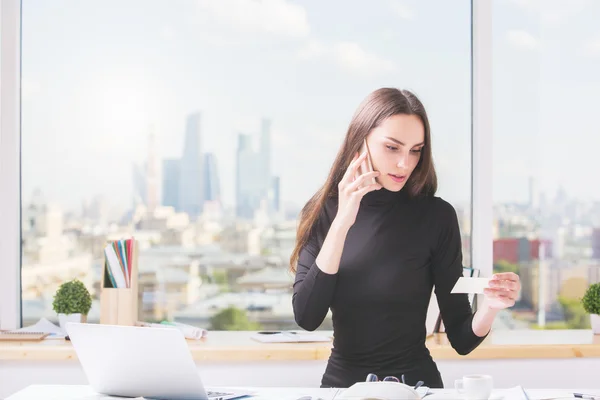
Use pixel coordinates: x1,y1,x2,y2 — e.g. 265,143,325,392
575,393,600,400
65,335,70,341
257,331,281,335
296,397,325,400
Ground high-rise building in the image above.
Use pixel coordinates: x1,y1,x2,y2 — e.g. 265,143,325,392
270,176,280,213
132,163,146,206
146,129,159,211
593,228,600,259
236,134,261,219
178,112,204,218
203,153,221,203
259,118,271,194
528,176,539,210
235,118,274,219
162,159,180,210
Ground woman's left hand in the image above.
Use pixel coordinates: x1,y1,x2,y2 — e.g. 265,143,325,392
483,272,521,310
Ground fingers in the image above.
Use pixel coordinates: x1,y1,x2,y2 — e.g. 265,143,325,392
492,272,519,282
489,278,520,291
485,274,521,308
346,171,380,193
354,182,383,198
340,151,368,187
484,287,518,301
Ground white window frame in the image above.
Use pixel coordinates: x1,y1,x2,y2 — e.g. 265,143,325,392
0,0,22,330
0,0,493,328
471,0,493,279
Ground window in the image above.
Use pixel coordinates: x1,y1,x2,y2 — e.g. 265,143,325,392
492,0,600,329
20,0,472,331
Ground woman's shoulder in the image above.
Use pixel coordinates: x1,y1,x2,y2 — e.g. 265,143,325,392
415,195,459,221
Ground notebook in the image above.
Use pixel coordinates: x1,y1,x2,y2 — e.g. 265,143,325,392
0,331,49,341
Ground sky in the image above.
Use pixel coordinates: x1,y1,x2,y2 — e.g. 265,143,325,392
19,0,600,214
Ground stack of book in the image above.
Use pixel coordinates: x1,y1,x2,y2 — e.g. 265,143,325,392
103,238,135,288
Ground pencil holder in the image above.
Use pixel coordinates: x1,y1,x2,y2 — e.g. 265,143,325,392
99,238,139,326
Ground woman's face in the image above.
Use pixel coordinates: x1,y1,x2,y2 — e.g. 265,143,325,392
366,114,425,192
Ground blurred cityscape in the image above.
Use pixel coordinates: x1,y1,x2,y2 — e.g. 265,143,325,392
21,111,600,331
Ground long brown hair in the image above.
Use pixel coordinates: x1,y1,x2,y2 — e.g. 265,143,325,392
289,88,437,272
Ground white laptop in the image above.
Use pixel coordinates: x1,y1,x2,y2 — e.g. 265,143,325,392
65,322,252,400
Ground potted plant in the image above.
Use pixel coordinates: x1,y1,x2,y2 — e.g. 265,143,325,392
581,282,600,334
52,279,92,331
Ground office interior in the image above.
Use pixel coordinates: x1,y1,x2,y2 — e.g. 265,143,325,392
1,0,600,399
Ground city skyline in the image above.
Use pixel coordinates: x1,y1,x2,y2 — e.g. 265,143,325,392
19,0,600,213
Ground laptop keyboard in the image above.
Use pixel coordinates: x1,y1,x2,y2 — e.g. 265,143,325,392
207,390,232,399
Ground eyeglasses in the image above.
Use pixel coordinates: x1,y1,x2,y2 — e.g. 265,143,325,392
366,373,402,383
365,373,424,390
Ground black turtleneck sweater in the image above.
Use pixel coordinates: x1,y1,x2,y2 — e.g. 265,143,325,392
292,188,486,389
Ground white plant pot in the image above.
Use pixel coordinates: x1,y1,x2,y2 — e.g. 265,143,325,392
58,313,87,331
591,314,600,335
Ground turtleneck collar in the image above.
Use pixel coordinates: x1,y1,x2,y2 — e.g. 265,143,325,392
361,186,410,207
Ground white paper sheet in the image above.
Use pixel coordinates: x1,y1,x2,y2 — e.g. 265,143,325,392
451,277,491,294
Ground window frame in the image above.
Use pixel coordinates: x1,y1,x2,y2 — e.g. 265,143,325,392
0,0,23,330
0,0,493,329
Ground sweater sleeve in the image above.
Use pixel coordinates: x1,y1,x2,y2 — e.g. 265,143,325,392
431,199,487,355
292,219,338,331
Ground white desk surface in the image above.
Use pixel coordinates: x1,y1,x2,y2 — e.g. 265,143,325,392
7,385,600,400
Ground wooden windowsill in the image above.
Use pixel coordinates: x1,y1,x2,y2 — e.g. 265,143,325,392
1,330,599,362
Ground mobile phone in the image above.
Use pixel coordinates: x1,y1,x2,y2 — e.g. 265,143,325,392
357,138,377,187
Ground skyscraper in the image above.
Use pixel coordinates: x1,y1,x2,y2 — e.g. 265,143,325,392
178,112,204,218
259,118,271,193
204,152,221,203
236,134,261,219
162,159,180,210
145,129,159,211
593,228,600,260
270,176,280,213
132,163,146,206
235,118,274,219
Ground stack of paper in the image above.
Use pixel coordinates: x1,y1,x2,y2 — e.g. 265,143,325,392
104,238,135,288
251,331,332,343
135,321,208,340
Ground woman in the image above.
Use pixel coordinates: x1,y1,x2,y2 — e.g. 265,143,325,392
289,88,520,388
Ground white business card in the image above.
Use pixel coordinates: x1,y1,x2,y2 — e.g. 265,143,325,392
451,277,491,294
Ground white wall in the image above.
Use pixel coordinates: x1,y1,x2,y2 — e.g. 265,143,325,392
2,358,599,399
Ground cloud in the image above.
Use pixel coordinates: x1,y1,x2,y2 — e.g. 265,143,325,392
508,0,592,25
298,39,396,77
196,0,310,38
296,39,326,60
582,37,600,57
507,30,540,50
333,42,397,76
390,1,416,20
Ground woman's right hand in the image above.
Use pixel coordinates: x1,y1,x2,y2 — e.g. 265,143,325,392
335,151,382,229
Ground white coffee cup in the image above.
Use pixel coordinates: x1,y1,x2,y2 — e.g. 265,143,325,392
454,374,493,400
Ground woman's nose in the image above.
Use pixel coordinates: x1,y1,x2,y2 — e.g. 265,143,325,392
396,153,407,168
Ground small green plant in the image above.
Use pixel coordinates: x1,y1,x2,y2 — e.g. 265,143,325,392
581,283,600,315
52,279,92,315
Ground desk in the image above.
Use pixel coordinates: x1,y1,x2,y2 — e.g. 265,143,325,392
1,330,600,362
7,385,600,400
2,331,600,398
